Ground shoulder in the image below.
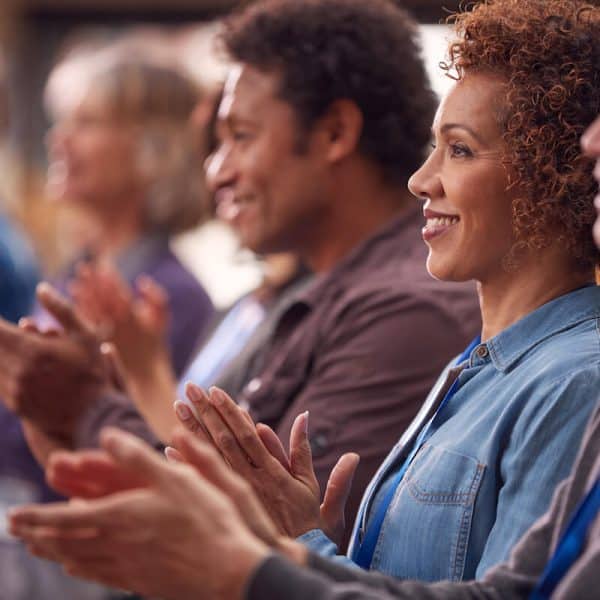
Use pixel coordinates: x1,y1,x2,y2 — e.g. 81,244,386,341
142,249,212,308
505,354,600,449
327,262,480,338
513,318,600,387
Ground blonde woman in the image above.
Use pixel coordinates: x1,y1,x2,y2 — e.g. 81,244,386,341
42,52,214,373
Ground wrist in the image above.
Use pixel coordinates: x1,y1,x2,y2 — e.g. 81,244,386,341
220,537,272,600
274,536,309,566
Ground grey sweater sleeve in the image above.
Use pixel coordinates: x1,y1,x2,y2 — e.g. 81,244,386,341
246,553,507,600
244,495,555,599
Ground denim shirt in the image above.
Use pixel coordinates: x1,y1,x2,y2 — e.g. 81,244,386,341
300,285,600,583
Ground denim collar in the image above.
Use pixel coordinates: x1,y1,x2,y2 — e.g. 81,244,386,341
485,285,600,373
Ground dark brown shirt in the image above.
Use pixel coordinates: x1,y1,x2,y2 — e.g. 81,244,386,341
239,205,481,536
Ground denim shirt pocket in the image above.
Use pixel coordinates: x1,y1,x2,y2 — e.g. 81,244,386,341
370,444,485,582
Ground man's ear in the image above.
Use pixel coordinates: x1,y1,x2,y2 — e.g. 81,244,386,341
319,99,364,164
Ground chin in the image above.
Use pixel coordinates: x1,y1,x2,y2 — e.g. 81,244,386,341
426,254,472,283
241,235,272,256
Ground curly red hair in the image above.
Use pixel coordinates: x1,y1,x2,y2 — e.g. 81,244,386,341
445,0,600,270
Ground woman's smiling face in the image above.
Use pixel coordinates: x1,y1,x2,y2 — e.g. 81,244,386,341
408,72,517,284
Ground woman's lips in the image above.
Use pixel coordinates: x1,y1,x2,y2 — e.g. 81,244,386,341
422,215,460,242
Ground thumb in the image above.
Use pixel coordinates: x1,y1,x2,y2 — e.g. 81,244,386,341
101,342,128,391
36,282,88,335
320,452,360,537
99,427,167,486
289,411,317,487
136,275,169,331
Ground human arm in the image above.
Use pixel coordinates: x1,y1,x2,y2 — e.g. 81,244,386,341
175,384,360,543
70,263,180,442
12,420,597,600
246,553,505,600
8,428,295,600
175,291,474,553
248,467,592,600
0,283,114,463
0,282,160,464
474,369,600,578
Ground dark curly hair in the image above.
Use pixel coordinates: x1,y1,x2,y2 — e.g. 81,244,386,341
445,0,600,271
220,0,436,186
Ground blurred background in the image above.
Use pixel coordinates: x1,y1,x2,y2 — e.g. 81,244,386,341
0,0,461,308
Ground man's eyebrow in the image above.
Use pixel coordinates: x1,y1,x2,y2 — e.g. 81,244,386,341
439,122,486,145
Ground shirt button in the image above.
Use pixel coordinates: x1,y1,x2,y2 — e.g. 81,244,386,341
475,345,489,358
310,433,329,458
246,378,262,394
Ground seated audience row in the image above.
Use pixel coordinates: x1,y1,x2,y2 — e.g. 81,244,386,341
0,0,482,552
0,1,599,599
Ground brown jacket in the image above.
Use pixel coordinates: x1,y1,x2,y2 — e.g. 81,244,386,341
239,205,481,537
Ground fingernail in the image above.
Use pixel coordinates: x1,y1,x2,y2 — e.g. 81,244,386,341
6,508,18,522
36,282,52,296
185,382,201,401
303,411,309,434
209,387,224,406
164,447,179,462
175,401,192,420
100,427,123,452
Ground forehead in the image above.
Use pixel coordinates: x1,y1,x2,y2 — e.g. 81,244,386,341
433,73,506,136
218,64,285,121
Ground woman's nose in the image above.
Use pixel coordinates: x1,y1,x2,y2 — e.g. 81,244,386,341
408,153,441,201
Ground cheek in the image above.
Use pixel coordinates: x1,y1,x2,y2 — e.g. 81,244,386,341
105,142,138,182
461,173,513,240
236,148,269,195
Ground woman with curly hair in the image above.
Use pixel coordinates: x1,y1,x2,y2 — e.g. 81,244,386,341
167,0,600,585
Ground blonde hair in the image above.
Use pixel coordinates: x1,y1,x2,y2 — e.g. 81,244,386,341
52,52,208,234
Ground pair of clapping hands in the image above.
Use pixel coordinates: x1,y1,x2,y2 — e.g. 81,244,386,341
0,261,174,466
71,261,181,442
9,385,359,600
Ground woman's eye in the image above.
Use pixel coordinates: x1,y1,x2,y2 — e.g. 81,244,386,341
449,143,472,158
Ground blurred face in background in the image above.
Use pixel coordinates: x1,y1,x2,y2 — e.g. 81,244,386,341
46,88,142,216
